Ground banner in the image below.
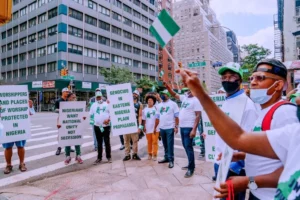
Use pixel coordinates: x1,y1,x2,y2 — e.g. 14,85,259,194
0,85,31,144
58,101,87,146
106,83,138,136
202,94,226,162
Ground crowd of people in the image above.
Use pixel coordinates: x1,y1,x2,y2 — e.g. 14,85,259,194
1,58,299,199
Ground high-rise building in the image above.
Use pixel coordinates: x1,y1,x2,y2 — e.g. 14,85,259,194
157,0,174,86
274,14,284,61
0,0,158,109
226,31,240,63
173,0,233,93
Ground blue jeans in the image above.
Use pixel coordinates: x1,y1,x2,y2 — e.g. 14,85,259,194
180,127,195,171
92,126,98,149
160,128,174,162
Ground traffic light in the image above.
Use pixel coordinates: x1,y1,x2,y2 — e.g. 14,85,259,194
0,0,12,25
178,61,182,68
60,69,66,76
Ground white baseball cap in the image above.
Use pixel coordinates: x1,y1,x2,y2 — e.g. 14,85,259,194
62,88,70,93
133,90,140,96
95,88,101,92
95,91,103,97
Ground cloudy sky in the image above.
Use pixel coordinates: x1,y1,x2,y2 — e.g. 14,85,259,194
210,0,277,54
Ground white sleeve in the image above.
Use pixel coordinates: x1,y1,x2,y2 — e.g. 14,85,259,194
142,109,146,120
173,101,179,114
179,95,185,102
193,99,203,112
272,105,298,129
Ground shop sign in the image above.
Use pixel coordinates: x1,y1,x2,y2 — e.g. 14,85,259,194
32,81,43,88
82,82,91,89
43,81,55,88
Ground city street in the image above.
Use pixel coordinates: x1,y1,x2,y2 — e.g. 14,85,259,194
0,113,204,189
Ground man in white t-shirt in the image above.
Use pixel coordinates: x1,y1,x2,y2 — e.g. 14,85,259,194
164,83,202,178
155,90,179,169
176,67,300,200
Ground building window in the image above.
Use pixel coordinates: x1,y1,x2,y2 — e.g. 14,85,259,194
142,15,148,23
123,4,132,13
29,1,37,12
69,8,83,21
28,66,36,75
19,53,26,61
48,7,58,19
2,45,6,53
68,44,83,55
142,62,148,69
1,59,6,66
149,19,153,25
38,13,47,24
68,26,83,38
141,3,148,12
84,65,97,74
149,8,155,16
38,0,46,7
20,69,26,77
98,36,110,46
13,11,19,20
149,41,155,48
142,38,148,46
99,20,110,31
99,5,110,16
68,62,83,72
20,7,27,17
37,64,45,74
13,0,19,5
47,43,57,54
47,62,56,72
123,57,132,66
133,35,141,43
133,10,140,19
84,48,97,58
142,27,148,34
150,53,155,60
112,12,122,21
71,0,83,4
123,30,132,40
13,41,18,49
28,34,36,43
48,25,57,36
87,0,97,10
84,31,97,42
133,0,140,7
13,55,18,63
111,40,122,49
142,50,148,58
7,43,12,51
7,72,12,79
150,64,155,71
111,55,122,64
1,32,6,39
133,60,141,68
7,57,12,65
38,30,46,40
133,23,141,31
28,50,36,59
133,47,141,55
112,26,121,36
123,17,132,27
19,22,27,32
7,29,12,37
123,44,132,53
13,70,18,78
85,15,97,26
29,17,36,28
13,26,18,34
37,46,46,57
112,0,122,8
98,51,110,60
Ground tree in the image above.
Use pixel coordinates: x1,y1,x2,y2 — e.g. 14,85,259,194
241,44,271,82
99,65,134,85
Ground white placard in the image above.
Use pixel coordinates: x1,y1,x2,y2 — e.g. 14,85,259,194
58,101,87,146
82,82,91,89
202,94,226,162
32,81,43,88
0,85,31,144
98,84,107,90
106,83,138,136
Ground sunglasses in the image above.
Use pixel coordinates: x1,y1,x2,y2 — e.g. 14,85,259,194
248,75,278,82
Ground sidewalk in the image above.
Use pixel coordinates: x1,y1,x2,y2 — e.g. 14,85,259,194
0,158,214,200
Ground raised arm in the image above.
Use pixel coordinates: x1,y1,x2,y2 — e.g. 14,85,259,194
164,81,180,100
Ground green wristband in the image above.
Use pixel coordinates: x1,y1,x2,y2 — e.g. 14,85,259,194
139,125,144,130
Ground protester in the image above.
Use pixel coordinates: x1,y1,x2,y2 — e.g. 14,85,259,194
155,90,179,168
54,88,71,156
176,67,300,200
89,91,111,164
142,94,159,161
165,84,202,178
88,88,101,151
123,90,143,161
63,93,83,165
287,84,300,104
29,100,35,115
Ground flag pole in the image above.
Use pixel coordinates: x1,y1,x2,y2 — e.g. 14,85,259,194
163,46,181,90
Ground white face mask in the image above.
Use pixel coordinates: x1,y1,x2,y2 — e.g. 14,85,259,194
250,82,277,104
97,100,103,104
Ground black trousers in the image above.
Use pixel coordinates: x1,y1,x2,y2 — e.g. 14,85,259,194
94,126,111,159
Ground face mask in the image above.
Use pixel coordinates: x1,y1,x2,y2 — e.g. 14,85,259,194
297,105,300,121
97,100,103,104
160,95,166,101
250,82,277,104
222,81,240,95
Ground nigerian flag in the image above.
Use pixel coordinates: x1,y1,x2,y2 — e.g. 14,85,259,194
150,9,180,48
159,70,164,77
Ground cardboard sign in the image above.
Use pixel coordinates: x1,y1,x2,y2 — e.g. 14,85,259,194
0,85,31,144
58,101,87,146
106,83,138,136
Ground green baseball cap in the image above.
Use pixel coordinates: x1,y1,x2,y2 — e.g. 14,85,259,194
218,62,243,78
182,88,189,92
159,90,171,97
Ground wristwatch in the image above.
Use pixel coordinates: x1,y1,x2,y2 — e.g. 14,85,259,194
248,176,258,190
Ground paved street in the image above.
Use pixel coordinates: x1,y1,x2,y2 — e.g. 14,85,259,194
0,113,204,189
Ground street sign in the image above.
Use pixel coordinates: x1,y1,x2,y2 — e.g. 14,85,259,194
188,61,206,68
61,75,74,80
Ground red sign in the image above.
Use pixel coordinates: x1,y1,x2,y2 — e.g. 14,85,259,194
42,81,55,88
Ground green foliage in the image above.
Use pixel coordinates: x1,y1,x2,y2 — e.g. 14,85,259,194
241,44,271,82
135,77,158,92
99,65,134,85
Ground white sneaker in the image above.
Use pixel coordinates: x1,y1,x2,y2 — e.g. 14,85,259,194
148,155,152,160
152,156,157,161
159,141,163,147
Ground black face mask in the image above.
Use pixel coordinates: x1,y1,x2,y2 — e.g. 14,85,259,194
222,81,240,95
297,105,300,122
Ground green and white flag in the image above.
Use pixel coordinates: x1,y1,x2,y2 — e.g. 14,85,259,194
159,70,164,77
150,9,180,48
151,85,156,92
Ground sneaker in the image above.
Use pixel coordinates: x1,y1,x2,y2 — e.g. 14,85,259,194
70,149,75,152
152,156,157,161
107,158,112,163
93,159,102,165
119,145,125,150
148,155,152,160
56,147,62,156
123,155,131,161
159,141,163,147
132,154,141,161
75,156,83,164
64,156,71,165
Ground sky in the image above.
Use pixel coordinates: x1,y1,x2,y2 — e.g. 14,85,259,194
210,0,277,55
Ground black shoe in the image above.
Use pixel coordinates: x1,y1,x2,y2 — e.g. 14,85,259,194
70,149,75,152
55,147,61,156
199,153,205,158
119,145,125,150
132,154,141,160
181,166,188,170
212,176,216,181
123,155,131,161
168,162,174,168
158,158,169,164
184,170,194,178
93,159,102,165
